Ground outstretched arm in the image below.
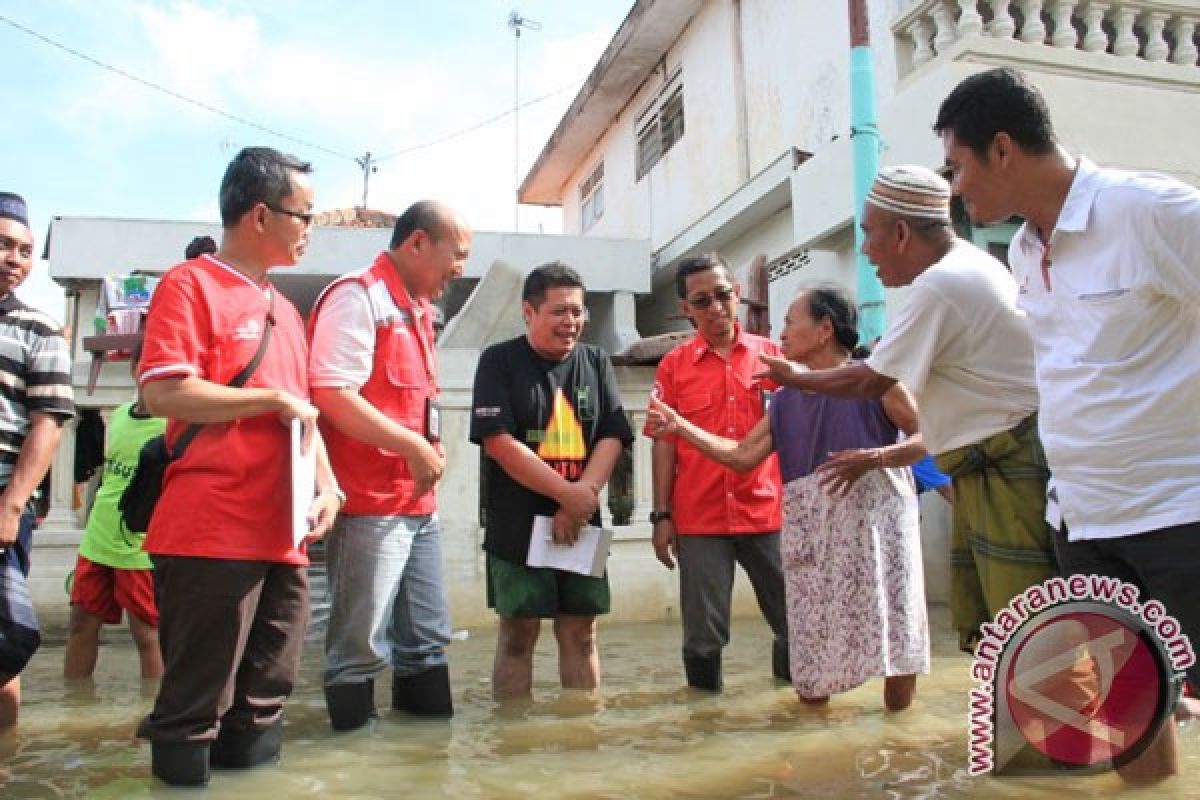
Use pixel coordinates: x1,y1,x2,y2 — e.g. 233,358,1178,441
645,396,773,474
755,354,896,399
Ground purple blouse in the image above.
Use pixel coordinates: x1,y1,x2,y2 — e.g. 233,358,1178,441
767,386,899,483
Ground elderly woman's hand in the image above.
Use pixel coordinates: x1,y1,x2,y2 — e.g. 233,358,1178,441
645,395,680,438
815,447,884,497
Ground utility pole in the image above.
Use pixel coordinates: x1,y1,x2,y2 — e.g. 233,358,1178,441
508,10,541,231
848,0,886,344
355,151,377,209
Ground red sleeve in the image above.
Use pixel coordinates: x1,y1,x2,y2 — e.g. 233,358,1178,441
642,349,678,438
138,264,213,385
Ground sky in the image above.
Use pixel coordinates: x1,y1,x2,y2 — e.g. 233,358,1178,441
1,0,634,322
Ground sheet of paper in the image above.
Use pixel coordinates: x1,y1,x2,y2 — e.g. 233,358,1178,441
291,418,317,548
526,515,613,578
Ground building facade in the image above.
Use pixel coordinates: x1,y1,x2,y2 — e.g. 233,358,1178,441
520,0,1200,334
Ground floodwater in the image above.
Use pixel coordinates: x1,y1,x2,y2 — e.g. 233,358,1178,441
3,610,1198,799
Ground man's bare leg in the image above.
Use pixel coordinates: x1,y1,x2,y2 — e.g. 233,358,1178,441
493,617,540,701
553,615,599,690
0,675,19,730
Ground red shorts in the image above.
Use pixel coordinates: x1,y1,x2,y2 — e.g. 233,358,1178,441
69,554,159,627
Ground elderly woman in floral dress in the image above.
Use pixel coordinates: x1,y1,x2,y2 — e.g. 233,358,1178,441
647,286,929,709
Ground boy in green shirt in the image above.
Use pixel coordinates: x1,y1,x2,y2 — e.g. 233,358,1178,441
64,343,165,679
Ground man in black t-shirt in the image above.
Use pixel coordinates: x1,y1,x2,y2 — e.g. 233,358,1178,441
470,262,633,700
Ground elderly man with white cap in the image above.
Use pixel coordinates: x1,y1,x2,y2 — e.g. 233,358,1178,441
0,192,75,729
757,165,1056,651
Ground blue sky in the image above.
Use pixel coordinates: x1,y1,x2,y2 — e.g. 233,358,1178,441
1,0,633,320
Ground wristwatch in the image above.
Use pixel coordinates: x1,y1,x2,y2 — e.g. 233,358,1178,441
649,510,673,525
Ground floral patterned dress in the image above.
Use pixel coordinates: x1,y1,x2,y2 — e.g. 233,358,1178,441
769,387,930,698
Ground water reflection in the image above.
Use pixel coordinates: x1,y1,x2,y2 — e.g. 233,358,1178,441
3,613,1198,798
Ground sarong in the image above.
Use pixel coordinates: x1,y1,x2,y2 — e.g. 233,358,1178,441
936,414,1057,651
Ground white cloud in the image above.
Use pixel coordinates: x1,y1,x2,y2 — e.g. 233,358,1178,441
29,1,624,234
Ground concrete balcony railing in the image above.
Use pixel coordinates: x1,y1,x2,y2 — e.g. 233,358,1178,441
893,1,1200,77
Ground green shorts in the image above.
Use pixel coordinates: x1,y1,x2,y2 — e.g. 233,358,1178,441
486,555,610,619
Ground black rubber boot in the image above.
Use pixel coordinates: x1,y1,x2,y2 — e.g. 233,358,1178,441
684,654,723,692
772,639,791,684
210,721,283,769
392,665,454,717
325,679,377,731
151,740,211,787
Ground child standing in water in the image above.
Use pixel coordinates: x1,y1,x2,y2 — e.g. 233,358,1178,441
63,339,165,680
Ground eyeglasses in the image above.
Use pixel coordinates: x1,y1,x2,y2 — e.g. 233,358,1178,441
0,234,33,260
265,204,315,226
686,286,735,309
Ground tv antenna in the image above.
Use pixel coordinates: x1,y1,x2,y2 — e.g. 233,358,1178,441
507,10,541,231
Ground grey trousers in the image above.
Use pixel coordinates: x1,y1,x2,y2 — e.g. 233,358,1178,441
323,513,452,687
676,532,788,660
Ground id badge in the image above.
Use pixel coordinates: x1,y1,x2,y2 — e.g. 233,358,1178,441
425,397,441,443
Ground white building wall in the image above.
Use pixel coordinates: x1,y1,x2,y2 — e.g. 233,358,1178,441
558,0,918,254
719,206,793,281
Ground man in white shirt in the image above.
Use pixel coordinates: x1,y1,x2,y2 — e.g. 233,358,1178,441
757,166,1056,651
936,65,1200,779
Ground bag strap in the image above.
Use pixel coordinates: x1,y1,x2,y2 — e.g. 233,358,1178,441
169,290,277,458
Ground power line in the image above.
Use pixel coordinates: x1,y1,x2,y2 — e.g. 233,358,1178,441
0,11,359,162
375,83,576,162
2,11,585,188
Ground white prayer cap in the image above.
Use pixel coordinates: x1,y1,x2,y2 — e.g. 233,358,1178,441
866,165,951,221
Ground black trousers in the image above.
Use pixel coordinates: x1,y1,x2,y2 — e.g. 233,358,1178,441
142,556,309,743
1053,520,1200,687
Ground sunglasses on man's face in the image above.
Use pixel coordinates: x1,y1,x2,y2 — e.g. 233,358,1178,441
686,286,735,310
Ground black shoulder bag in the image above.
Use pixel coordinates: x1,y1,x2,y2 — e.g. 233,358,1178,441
119,293,276,533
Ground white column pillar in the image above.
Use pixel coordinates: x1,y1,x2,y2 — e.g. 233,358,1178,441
957,0,985,36
1112,6,1139,57
1049,0,1079,48
932,3,958,53
1082,2,1110,52
609,290,642,355
629,409,654,524
41,418,80,532
908,17,936,67
988,0,1017,38
1018,0,1047,43
1171,17,1199,66
1141,12,1169,62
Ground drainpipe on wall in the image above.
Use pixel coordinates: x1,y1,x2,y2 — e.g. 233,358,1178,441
848,0,886,345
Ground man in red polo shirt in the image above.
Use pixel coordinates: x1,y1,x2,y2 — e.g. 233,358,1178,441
309,201,471,730
648,253,788,691
137,147,343,787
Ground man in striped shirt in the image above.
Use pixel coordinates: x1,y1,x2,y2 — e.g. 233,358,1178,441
0,192,75,729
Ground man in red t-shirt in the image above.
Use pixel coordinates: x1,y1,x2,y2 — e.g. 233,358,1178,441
136,147,343,787
647,253,788,691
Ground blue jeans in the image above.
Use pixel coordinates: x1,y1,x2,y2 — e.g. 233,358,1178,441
323,514,452,686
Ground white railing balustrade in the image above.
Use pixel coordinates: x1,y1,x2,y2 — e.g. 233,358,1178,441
894,1,1200,75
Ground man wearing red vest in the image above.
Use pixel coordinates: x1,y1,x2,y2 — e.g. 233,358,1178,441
309,201,471,731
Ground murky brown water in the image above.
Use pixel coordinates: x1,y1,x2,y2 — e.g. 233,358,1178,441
3,610,1198,798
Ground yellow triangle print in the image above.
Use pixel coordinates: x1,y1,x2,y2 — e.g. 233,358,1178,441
538,388,587,460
